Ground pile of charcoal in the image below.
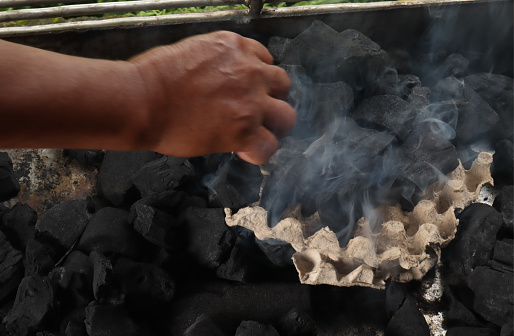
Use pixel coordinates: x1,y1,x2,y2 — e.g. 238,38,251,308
0,19,513,336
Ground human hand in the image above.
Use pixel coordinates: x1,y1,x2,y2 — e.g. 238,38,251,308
130,31,296,165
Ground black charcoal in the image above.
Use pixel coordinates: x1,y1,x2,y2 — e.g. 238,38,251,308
183,315,228,336
0,152,20,202
64,149,104,167
493,140,514,186
65,320,88,336
256,238,295,267
77,207,150,259
445,204,503,277
443,285,483,327
1,203,36,251
493,185,513,235
310,81,354,131
89,251,113,301
37,199,91,251
179,207,234,268
3,276,54,336
235,321,280,336
84,302,139,336
468,266,513,327
24,238,55,277
277,308,317,336
132,156,194,198
446,327,500,336
376,67,399,96
131,202,178,249
385,297,430,336
0,231,23,302
425,53,469,86
128,190,186,223
385,282,409,320
114,257,174,309
98,151,161,207
501,321,513,336
268,36,292,64
397,74,422,99
493,239,513,269
216,236,254,282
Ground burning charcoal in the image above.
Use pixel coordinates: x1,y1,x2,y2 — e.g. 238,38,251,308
25,238,55,276
97,151,161,207
89,251,113,300
376,67,399,96
167,282,310,335
281,21,388,89
235,321,280,336
446,327,500,336
63,149,104,167
208,155,263,209
1,203,37,251
431,76,499,145
0,231,23,302
183,315,228,336
113,257,175,309
3,276,54,336
352,95,414,137
493,185,513,235
131,202,178,249
464,73,514,139
385,296,430,336
445,204,503,278
310,81,354,131
443,285,484,328
132,156,194,198
0,152,20,202
84,302,139,336
468,266,513,327
268,36,292,64
77,207,151,259
493,140,514,186
425,53,469,86
179,207,234,268
277,308,317,336
37,199,91,252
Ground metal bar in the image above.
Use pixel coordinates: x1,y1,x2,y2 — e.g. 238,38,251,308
0,0,245,23
0,0,506,37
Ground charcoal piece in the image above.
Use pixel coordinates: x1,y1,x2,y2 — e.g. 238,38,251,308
35,333,58,336
425,53,469,86
132,156,194,198
25,238,55,276
445,204,503,277
493,239,513,268
352,95,414,137
277,308,317,336
84,303,139,336
208,155,263,209
281,21,387,88
431,76,499,145
310,81,354,131
385,48,410,74
396,74,422,99
268,36,292,64
98,151,161,207
89,251,113,301
464,73,514,139
468,266,513,326
385,296,430,336
183,315,228,336
256,238,295,267
443,285,483,327
63,149,104,167
396,123,459,200
501,321,513,336
0,231,23,302
493,185,513,234
216,236,253,282
3,276,54,335
407,85,431,106
0,203,37,251
385,282,409,320
113,257,174,309
62,251,92,279
179,207,234,269
65,321,87,336
131,202,178,249
37,199,91,251
77,207,150,259
235,321,280,336
493,140,514,186
128,190,186,223
446,327,500,336
167,282,311,335
0,152,20,202
376,67,399,96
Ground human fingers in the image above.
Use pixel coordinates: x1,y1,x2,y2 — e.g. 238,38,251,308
260,64,291,100
236,126,279,165
260,98,297,138
243,36,274,65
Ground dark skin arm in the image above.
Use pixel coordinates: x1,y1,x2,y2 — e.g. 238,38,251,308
0,31,296,165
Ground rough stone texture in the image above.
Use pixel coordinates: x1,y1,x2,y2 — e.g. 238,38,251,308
89,251,113,301
77,207,150,259
0,152,20,202
36,199,91,251
3,276,54,336
0,203,37,251
235,321,280,336
24,238,55,277
97,151,161,207
443,285,484,328
131,202,177,249
468,266,513,327
0,231,23,302
277,308,317,336
84,303,139,336
385,296,430,336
